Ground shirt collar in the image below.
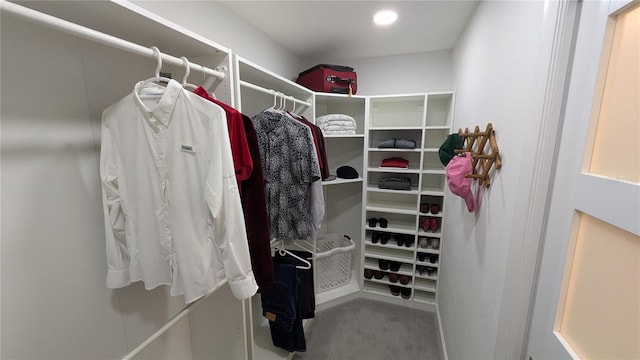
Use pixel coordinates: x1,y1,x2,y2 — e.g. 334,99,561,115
133,79,182,127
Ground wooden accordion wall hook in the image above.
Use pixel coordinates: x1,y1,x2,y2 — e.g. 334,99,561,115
454,123,502,187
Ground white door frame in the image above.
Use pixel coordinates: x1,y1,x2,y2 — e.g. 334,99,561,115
525,0,639,358
492,0,582,358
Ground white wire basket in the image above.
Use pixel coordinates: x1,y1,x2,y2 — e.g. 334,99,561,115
314,234,356,293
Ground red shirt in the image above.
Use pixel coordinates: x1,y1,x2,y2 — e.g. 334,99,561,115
194,87,253,186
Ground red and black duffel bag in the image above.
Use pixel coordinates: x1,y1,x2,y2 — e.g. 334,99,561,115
296,64,357,95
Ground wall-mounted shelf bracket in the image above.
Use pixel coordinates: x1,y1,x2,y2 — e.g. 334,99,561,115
454,123,502,187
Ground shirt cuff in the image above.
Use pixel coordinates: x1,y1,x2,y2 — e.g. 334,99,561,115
228,272,259,300
106,268,130,288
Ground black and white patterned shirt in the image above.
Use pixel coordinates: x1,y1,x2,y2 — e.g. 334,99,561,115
253,109,321,241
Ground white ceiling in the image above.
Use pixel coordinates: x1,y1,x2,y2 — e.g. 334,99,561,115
220,1,479,62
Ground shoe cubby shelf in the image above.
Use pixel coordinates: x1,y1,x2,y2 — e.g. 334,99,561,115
361,92,454,309
367,186,420,195
365,226,416,236
416,259,440,268
414,283,437,293
364,248,414,264
364,281,413,301
365,276,413,289
367,148,422,153
363,257,413,274
416,248,440,255
365,240,416,252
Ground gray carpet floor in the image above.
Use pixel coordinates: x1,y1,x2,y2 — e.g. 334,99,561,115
292,298,443,360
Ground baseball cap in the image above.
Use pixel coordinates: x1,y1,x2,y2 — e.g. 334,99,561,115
446,152,476,212
439,134,464,166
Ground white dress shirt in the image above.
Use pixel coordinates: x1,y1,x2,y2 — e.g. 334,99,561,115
100,79,258,303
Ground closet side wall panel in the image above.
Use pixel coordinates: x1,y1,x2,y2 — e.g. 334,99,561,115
1,17,194,359
0,17,127,358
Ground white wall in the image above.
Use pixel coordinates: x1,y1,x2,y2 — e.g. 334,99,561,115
438,1,560,359
132,1,306,82
309,50,453,95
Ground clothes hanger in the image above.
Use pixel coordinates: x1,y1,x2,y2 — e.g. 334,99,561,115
180,56,198,92
271,239,311,269
138,46,172,99
200,64,216,99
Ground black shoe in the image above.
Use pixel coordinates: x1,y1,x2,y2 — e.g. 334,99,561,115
378,217,388,228
373,270,385,279
378,259,390,271
400,288,411,299
380,233,390,245
389,261,401,272
389,285,401,296
396,235,405,247
404,236,414,248
368,217,378,227
371,231,381,244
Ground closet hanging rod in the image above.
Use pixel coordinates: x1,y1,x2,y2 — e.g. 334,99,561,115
0,0,225,80
121,291,210,360
239,80,312,107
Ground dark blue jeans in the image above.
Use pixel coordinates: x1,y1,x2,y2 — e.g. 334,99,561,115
261,263,306,352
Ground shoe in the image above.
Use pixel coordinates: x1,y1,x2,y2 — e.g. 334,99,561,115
429,238,440,250
404,236,414,248
420,202,430,213
388,273,399,283
420,218,430,232
396,235,405,247
368,217,378,227
380,233,390,245
378,218,388,228
426,267,438,277
378,259,390,270
400,288,411,299
417,253,426,262
389,261,401,272
429,255,438,264
399,275,411,285
371,231,381,244
416,265,426,275
364,268,373,279
418,237,428,248
431,218,440,232
389,285,401,296
373,270,385,279
430,204,441,214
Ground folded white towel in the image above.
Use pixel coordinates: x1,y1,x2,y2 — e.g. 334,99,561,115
317,114,356,128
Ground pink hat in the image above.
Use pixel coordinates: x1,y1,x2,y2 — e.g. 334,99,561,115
446,153,476,212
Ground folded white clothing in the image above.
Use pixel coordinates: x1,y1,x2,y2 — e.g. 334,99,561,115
322,129,356,136
317,113,356,128
321,123,357,132
320,120,357,129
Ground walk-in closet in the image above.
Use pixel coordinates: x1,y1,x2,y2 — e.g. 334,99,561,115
4,1,637,359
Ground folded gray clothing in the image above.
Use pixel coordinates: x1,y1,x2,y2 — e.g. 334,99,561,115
378,138,416,149
378,176,412,190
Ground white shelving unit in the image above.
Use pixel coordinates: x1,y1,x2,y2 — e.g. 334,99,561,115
314,93,366,309
361,93,454,310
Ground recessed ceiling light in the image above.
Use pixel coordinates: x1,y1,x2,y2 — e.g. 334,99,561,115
373,10,397,26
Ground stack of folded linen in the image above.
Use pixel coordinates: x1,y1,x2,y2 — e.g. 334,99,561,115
316,114,357,136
